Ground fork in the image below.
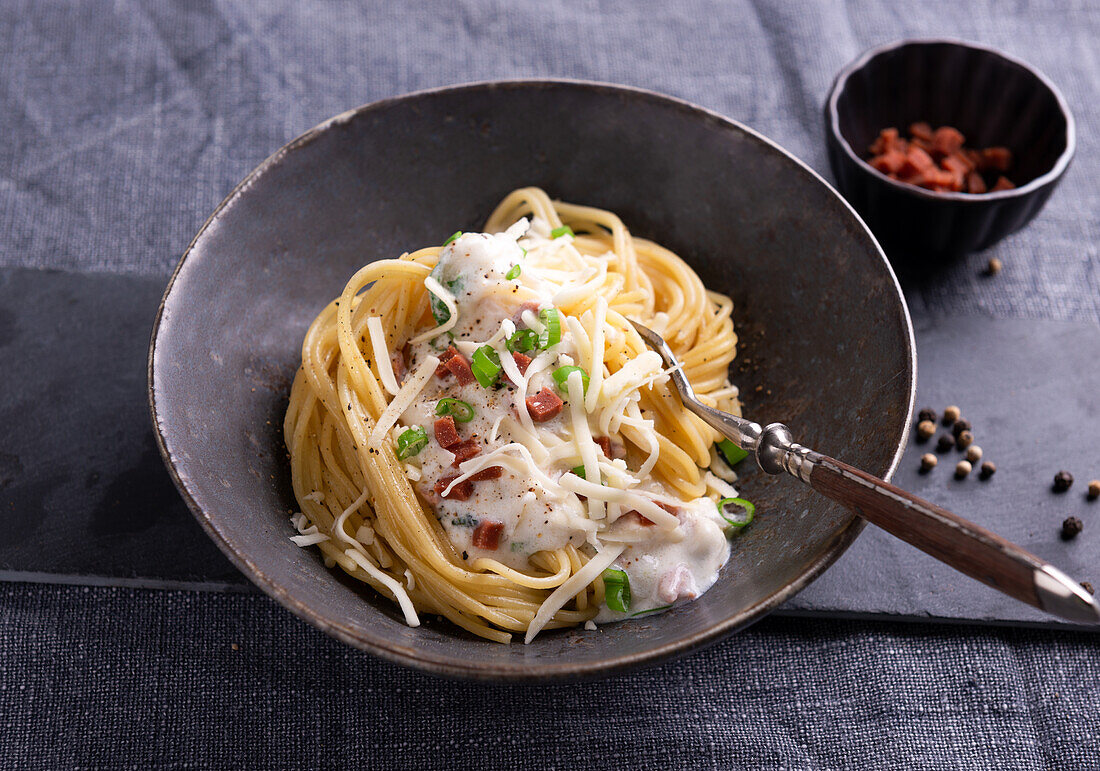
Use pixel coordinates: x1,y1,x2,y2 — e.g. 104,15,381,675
630,319,1099,624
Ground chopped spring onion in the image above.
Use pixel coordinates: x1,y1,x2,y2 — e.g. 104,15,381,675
538,308,562,348
507,329,538,353
396,426,429,459
521,247,527,257
471,345,502,388
631,604,671,617
551,225,574,239
717,497,755,530
435,398,474,422
505,264,521,280
443,231,462,246
602,567,631,612
553,365,590,395
571,465,586,479
716,438,749,466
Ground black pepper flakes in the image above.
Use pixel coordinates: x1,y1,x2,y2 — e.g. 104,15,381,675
1053,470,1074,493
1061,516,1083,539
1082,582,1095,596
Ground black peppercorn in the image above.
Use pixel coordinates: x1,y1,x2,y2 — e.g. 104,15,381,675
1081,582,1095,596
936,435,955,453
942,405,960,425
979,461,996,480
955,430,974,450
918,408,937,424
952,419,972,439
1053,470,1074,493
1061,516,1083,539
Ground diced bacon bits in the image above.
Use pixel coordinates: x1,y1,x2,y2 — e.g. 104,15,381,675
526,387,564,422
512,351,532,375
595,436,612,457
656,501,682,517
449,438,481,467
469,466,504,481
657,563,699,603
434,475,473,501
867,124,1015,194
626,510,656,527
435,345,460,377
510,301,541,327
472,520,505,549
444,351,476,385
433,416,461,449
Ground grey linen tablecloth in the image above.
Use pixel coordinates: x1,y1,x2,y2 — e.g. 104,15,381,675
1,1,1098,768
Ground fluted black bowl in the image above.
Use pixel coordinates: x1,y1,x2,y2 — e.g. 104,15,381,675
150,80,915,681
826,39,1075,261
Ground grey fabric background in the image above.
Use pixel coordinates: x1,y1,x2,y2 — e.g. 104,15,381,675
1,1,1099,768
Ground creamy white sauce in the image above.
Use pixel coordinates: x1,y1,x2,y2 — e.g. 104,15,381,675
396,222,734,621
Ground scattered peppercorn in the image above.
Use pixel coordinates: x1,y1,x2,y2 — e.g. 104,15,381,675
952,419,972,439
942,405,961,425
956,430,974,450
966,445,983,463
918,407,937,424
937,435,956,453
955,460,972,479
985,257,1003,276
920,453,938,472
1082,582,1095,596
1061,516,1083,539
980,461,996,480
1088,480,1100,501
1053,470,1074,493
916,420,936,441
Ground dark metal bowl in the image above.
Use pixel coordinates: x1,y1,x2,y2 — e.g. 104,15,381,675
149,80,915,681
825,39,1075,261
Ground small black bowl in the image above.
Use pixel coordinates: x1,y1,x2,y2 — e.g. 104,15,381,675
825,39,1075,261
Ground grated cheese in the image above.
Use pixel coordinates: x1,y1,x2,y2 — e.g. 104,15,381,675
409,275,458,344
367,316,400,396
525,543,624,643
368,354,440,448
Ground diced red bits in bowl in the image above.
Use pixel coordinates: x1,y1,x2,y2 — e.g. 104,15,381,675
526,387,564,422
472,520,505,549
867,123,1015,194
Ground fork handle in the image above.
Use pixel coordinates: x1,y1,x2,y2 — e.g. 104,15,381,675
707,418,1097,624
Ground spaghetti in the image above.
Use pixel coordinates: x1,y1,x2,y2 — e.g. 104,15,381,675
284,187,746,643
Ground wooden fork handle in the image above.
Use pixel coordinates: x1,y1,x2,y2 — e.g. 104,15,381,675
808,455,1047,608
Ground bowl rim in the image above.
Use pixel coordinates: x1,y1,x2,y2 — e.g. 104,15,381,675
148,78,917,681
826,38,1077,202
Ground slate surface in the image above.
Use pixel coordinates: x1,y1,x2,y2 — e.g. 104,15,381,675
789,312,1100,627
2,267,1096,627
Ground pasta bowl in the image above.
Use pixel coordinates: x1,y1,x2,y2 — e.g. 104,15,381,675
149,80,915,681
